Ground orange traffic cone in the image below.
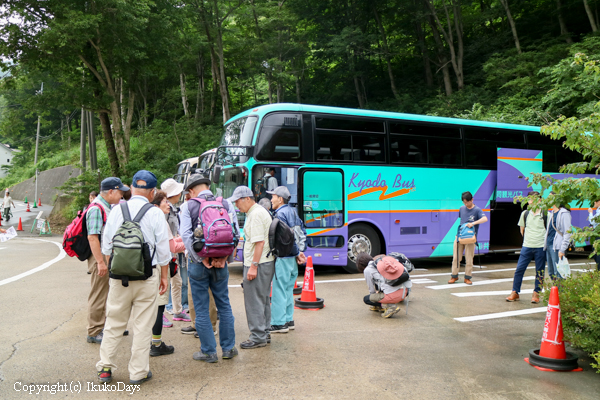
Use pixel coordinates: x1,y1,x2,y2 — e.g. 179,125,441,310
294,256,324,310
293,280,302,295
17,217,23,231
524,286,582,371
26,202,31,212
37,197,42,206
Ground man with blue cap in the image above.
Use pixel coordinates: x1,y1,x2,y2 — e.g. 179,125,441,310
96,170,171,385
86,177,129,345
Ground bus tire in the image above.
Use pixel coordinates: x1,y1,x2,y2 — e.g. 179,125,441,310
345,224,381,274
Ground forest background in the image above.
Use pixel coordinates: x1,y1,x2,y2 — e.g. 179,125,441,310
1,0,600,192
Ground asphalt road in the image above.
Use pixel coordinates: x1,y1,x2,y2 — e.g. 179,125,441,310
1,238,599,399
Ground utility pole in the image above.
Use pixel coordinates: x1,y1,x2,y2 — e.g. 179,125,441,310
80,108,87,169
34,82,43,205
87,111,97,170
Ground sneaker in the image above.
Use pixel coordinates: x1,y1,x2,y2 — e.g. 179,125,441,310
270,324,289,333
369,306,384,312
150,342,175,357
183,307,189,314
194,332,199,338
181,325,196,335
222,347,238,359
165,308,174,315
193,351,218,363
286,321,295,330
382,303,402,318
97,368,112,383
130,371,152,385
162,315,173,328
240,339,267,349
87,332,103,344
173,312,191,322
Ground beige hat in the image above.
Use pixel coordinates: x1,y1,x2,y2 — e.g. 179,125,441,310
161,178,185,198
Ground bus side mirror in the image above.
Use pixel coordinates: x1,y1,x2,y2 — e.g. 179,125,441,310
212,165,222,183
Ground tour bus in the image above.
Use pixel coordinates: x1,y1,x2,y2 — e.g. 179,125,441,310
173,156,199,188
211,103,591,273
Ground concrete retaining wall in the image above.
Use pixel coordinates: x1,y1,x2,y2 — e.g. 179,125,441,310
1,165,81,205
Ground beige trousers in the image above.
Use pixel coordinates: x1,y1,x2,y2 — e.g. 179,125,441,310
451,238,475,279
87,256,109,336
188,277,217,330
96,269,159,381
170,268,183,314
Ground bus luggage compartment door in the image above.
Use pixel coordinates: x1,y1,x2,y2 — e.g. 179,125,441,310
496,148,542,202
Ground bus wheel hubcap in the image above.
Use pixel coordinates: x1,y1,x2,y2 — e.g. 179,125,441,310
348,234,371,262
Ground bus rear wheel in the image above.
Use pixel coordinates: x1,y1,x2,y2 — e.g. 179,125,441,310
345,224,381,273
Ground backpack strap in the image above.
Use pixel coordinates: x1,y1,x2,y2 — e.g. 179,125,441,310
524,210,530,230
121,202,132,222
133,203,155,223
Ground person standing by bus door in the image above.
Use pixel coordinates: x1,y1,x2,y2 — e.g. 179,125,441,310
506,192,547,303
448,191,488,285
587,198,600,271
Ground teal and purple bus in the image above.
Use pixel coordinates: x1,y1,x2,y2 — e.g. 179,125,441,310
211,103,589,273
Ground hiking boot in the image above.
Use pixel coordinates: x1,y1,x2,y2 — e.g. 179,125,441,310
150,342,175,357
286,321,295,330
369,305,384,312
97,368,112,383
87,332,103,344
531,292,540,304
270,324,289,333
464,278,472,285
193,351,218,363
123,330,129,336
130,371,152,385
173,312,191,322
506,291,520,302
222,347,238,359
448,277,459,284
240,339,267,349
162,315,173,328
181,325,196,335
382,303,402,318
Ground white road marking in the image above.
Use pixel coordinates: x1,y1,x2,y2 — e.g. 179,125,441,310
0,247,6,251
452,289,535,297
0,239,66,286
414,268,428,271
427,276,535,290
412,278,437,284
454,307,548,322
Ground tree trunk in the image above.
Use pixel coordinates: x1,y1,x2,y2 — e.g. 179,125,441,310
556,0,573,43
428,14,453,96
195,53,205,121
99,112,120,176
210,51,218,121
353,74,365,108
296,75,301,103
373,5,401,102
80,108,87,169
277,82,284,103
584,0,598,32
499,0,521,54
266,71,274,104
180,72,189,117
415,20,434,88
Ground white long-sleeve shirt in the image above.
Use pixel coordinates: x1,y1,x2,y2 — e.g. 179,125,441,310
102,195,171,267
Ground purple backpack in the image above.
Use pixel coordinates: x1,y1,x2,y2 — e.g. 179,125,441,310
189,196,236,258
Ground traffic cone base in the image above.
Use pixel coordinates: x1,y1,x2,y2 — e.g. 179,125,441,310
525,286,580,372
293,281,302,295
32,202,37,208
294,256,324,310
17,217,24,231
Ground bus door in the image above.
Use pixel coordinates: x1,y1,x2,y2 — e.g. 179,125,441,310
298,168,347,266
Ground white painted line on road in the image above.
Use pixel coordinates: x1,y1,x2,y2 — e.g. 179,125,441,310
452,289,535,297
414,268,428,271
0,239,66,286
454,307,548,322
0,247,6,251
412,278,437,284
427,276,535,290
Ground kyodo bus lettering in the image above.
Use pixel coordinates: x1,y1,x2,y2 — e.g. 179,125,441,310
348,173,415,200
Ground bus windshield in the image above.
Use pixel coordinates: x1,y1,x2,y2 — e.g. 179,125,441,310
218,116,258,164
212,166,249,227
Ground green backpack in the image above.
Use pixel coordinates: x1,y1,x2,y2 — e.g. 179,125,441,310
109,202,155,287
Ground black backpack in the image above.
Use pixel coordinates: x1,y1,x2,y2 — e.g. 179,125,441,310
268,217,295,258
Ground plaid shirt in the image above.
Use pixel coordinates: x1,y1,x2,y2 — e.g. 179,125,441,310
86,196,111,235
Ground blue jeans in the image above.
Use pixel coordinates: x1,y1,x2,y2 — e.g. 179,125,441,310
512,247,546,293
546,247,561,279
271,257,298,326
188,261,235,355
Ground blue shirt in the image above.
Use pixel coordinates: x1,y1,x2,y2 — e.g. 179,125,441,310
547,212,557,245
273,204,306,257
458,205,485,236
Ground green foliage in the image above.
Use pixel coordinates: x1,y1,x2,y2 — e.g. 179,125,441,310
541,271,600,373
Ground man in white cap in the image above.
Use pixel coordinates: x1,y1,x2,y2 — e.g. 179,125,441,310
267,186,306,333
160,178,190,323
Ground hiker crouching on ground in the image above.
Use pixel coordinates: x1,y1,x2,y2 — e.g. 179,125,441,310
96,170,170,385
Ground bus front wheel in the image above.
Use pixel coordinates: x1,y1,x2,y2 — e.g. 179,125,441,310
345,224,381,273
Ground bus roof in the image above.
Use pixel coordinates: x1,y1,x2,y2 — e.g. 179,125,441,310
225,103,541,133
177,156,199,166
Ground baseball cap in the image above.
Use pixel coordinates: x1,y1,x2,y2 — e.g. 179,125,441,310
100,177,130,192
185,173,212,191
131,170,158,189
266,186,291,200
227,186,254,203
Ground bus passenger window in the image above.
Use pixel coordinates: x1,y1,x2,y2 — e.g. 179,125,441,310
352,134,385,162
316,133,352,161
256,127,301,161
429,139,461,166
390,135,427,164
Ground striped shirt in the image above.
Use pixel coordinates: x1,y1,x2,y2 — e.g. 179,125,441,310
86,196,111,235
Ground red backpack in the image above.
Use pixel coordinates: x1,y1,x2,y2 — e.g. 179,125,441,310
63,203,106,261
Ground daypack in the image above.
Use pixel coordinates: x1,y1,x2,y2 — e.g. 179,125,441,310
268,217,296,258
109,203,155,287
257,176,275,200
63,203,106,261
523,209,547,229
388,252,414,273
458,223,477,244
189,195,237,258
373,255,410,287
